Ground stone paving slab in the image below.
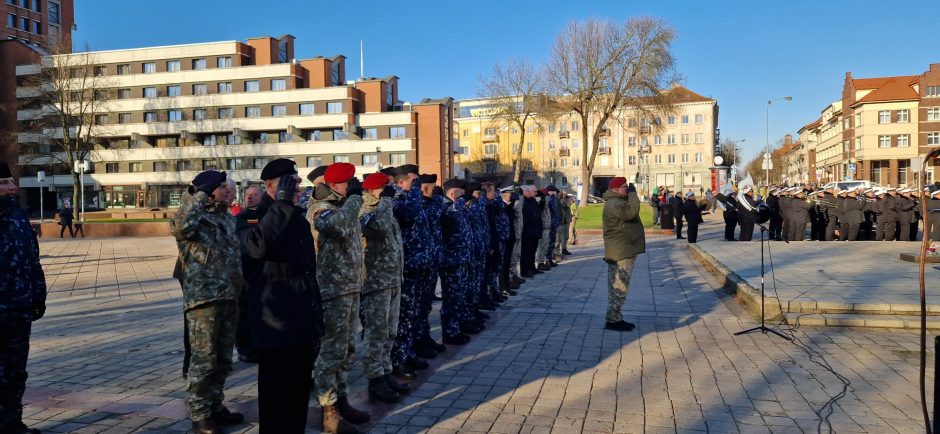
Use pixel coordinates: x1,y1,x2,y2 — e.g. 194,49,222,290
18,227,936,432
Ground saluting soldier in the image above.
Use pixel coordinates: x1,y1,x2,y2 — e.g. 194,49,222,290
307,163,368,433
737,185,758,241
788,189,813,241
841,188,865,241
825,187,841,241
438,179,473,346
927,189,940,241
414,174,446,357
766,188,783,240
879,188,901,241
897,188,918,241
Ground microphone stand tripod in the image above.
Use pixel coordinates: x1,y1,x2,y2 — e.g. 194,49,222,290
734,222,791,341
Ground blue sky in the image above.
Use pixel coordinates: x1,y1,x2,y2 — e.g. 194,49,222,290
73,0,936,162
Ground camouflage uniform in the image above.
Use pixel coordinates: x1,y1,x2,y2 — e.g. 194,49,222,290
547,195,561,261
555,195,573,257
359,192,403,379
607,257,637,322
0,195,46,430
438,197,471,338
509,197,524,279
485,198,509,296
465,197,489,325
169,191,242,423
570,204,579,245
391,183,433,366
416,193,444,345
308,187,364,406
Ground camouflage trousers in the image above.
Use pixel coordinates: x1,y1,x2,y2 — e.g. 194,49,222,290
185,301,237,422
510,232,522,279
463,259,484,327
439,265,467,339
570,217,578,245
414,269,438,344
484,242,503,295
606,257,637,323
391,275,420,366
0,312,31,427
546,226,558,262
536,228,551,263
361,285,399,379
555,224,570,257
313,293,359,406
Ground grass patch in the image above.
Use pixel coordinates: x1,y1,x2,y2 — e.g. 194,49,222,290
82,218,171,223
576,203,655,230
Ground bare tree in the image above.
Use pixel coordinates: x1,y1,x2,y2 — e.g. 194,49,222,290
716,139,742,167
463,145,507,183
478,58,548,184
20,43,115,219
546,17,679,206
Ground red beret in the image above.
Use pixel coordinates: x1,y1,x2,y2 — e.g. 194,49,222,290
609,177,627,189
362,172,389,190
324,162,356,184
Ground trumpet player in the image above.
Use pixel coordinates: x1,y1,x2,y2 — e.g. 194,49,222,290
824,187,841,241
898,188,918,241
788,189,812,241
841,188,865,241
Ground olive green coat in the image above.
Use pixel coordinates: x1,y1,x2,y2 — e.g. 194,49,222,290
601,190,646,262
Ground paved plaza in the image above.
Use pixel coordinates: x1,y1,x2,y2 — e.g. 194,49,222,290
18,216,936,433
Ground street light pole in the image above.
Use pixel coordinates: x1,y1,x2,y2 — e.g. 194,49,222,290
766,96,792,187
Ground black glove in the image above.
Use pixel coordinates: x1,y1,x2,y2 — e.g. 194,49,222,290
380,185,396,198
32,300,45,321
275,174,298,203
627,183,637,193
432,186,444,197
346,178,363,197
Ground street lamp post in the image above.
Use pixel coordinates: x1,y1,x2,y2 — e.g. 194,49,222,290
37,171,45,223
766,96,792,187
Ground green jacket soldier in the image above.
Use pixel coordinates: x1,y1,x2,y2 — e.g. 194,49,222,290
601,177,645,332
358,173,405,403
555,192,574,257
169,170,244,434
307,162,369,433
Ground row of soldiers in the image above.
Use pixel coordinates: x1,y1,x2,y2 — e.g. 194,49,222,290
169,158,575,434
762,186,940,242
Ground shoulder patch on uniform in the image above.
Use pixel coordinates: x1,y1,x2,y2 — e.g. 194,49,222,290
247,219,259,224
318,209,335,219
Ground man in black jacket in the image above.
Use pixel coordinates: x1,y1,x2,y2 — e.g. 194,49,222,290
237,159,324,434
897,189,918,241
766,189,783,240
670,192,684,239
720,192,738,241
788,190,812,241
737,186,758,241
681,191,703,243
878,188,901,241
520,186,542,278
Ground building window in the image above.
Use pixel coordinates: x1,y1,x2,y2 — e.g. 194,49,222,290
879,110,890,124
681,115,689,124
898,134,910,147
33,0,40,12
572,158,580,167
309,131,321,141
855,137,862,150
327,102,343,113
362,154,378,165
188,58,206,70
482,143,497,155
245,106,261,118
143,112,155,123
118,113,131,124
695,114,703,124
560,159,568,167
654,135,662,145
929,133,940,146
143,62,156,74
628,137,636,147
667,134,676,145
217,82,232,93
245,80,259,92
655,155,662,164
117,89,130,99
457,146,469,155
33,20,40,34
926,86,940,97
218,107,233,119
272,105,286,117
48,1,59,24
363,128,377,139
548,123,556,133
201,159,219,170
334,129,348,140
843,118,850,129
628,118,637,128
462,129,469,137
94,114,107,125
389,126,406,139
193,109,206,120
168,110,182,122
928,108,940,121
667,154,676,164
6,14,14,28
167,85,181,97
153,161,168,172
166,60,181,72
333,155,350,163
223,158,241,170
128,162,142,173
217,56,232,68
306,156,322,168
177,160,193,171
105,163,119,173
695,133,703,144
559,122,568,133
143,87,157,98
512,143,519,153
571,121,580,131
897,109,909,123
879,135,891,148
695,152,703,163
269,79,285,91
572,139,580,149
681,153,689,163
20,16,27,31
116,64,130,75
628,156,636,165
299,103,315,115
527,142,533,152
681,134,689,144
191,84,206,95
511,127,518,135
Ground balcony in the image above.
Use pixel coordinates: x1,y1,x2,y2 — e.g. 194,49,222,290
639,126,651,134
483,134,499,143
559,148,570,157
598,147,611,155
599,128,611,137
558,131,569,139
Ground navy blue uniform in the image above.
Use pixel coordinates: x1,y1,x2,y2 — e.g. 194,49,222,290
417,194,444,346
439,197,472,339
391,182,432,365
465,197,489,326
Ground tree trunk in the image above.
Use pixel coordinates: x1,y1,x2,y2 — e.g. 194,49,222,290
578,125,592,207
514,126,526,184
71,171,81,221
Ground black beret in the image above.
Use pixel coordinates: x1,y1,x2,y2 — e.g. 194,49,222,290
306,165,328,183
379,167,399,176
192,170,226,188
0,161,11,179
418,173,437,184
465,182,481,193
260,158,297,181
397,164,419,175
442,178,465,191
546,184,559,192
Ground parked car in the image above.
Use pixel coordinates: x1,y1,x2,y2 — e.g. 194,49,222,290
587,195,605,204
821,180,880,191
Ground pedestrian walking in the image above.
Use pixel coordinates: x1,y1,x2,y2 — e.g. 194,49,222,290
681,191,703,243
58,202,74,238
601,177,645,332
0,161,47,434
670,192,684,239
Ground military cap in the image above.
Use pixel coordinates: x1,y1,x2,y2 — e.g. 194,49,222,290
443,178,466,191
397,164,419,175
260,158,298,181
0,160,11,178
546,184,559,192
465,181,481,192
362,172,389,190
932,190,940,197
684,191,694,198
324,162,356,184
499,186,514,194
418,173,437,184
379,166,399,177
306,165,329,183
192,170,226,189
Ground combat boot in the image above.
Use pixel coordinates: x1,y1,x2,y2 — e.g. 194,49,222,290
406,357,429,371
211,406,244,425
191,418,221,434
7,421,40,434
422,337,446,353
537,263,550,272
443,333,470,345
368,377,401,403
414,344,437,359
336,395,370,424
322,404,359,434
393,364,417,380
384,373,411,394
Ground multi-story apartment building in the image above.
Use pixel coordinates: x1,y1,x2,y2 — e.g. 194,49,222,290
1,0,73,179
796,63,940,187
454,85,718,195
14,35,454,209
